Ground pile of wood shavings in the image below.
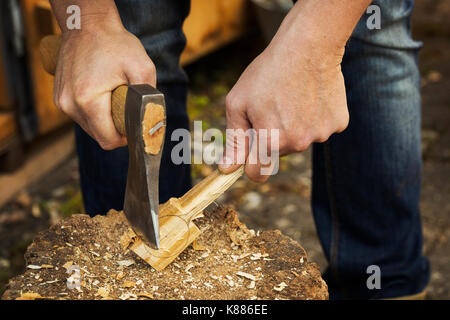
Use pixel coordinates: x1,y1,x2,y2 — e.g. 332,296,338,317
2,207,328,300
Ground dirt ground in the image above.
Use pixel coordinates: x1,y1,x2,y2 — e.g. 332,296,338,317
0,0,449,299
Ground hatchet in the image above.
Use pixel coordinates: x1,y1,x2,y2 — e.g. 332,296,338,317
40,35,164,249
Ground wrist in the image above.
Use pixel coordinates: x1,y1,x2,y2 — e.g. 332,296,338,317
51,0,125,35
267,0,371,65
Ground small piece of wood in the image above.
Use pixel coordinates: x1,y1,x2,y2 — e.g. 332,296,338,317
142,103,165,155
122,167,244,271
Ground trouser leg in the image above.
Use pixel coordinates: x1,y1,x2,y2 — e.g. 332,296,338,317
312,0,430,299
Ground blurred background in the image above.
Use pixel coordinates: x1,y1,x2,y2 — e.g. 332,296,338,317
0,0,449,298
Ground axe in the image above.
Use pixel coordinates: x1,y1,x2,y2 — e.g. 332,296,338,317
40,35,164,249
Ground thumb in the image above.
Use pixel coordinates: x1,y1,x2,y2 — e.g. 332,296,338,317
219,102,251,174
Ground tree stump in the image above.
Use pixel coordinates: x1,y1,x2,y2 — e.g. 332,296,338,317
1,206,328,300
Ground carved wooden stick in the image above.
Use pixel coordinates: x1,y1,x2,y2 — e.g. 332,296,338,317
121,167,244,271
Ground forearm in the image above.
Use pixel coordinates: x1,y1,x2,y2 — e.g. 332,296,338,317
49,0,123,34
271,0,372,58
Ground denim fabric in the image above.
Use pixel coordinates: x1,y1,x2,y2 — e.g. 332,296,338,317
312,0,429,299
75,0,192,215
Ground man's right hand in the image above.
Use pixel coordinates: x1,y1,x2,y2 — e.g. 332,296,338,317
53,14,156,150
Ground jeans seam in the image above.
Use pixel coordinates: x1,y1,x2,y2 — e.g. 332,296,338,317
324,141,340,278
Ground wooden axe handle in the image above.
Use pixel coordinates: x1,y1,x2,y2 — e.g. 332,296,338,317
40,35,127,136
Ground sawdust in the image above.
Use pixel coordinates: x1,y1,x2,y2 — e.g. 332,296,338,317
1,207,328,300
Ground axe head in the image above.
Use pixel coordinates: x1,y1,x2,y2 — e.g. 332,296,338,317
124,85,166,250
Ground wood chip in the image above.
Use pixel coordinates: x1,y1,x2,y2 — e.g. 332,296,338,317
15,292,45,300
273,282,288,292
116,271,125,280
89,250,100,257
119,293,137,300
137,292,154,299
185,263,195,273
248,281,256,289
117,259,135,267
40,264,54,269
122,281,136,288
120,229,136,251
96,287,109,298
192,240,207,251
236,271,257,281
26,265,42,270
250,253,262,260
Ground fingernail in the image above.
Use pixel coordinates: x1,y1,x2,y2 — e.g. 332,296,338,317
220,156,233,169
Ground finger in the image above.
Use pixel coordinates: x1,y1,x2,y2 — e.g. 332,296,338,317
219,98,251,174
82,92,127,150
123,52,157,87
244,129,278,183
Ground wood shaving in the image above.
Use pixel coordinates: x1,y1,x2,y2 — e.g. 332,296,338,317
236,271,257,281
122,281,136,288
192,240,207,251
185,263,195,273
273,282,288,292
119,293,137,300
137,292,154,299
26,265,42,270
15,292,46,300
96,287,109,298
117,259,135,267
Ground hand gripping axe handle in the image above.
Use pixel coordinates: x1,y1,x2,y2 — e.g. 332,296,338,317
40,35,165,249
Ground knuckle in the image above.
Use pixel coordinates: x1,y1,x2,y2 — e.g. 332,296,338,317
98,140,116,151
291,135,311,152
146,61,156,75
73,84,92,107
316,127,331,143
225,92,241,111
140,62,156,82
336,110,350,133
54,92,70,113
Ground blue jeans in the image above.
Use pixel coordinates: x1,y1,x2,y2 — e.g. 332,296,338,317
75,0,429,299
312,0,429,299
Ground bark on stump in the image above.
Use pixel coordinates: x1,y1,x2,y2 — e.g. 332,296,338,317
1,207,328,300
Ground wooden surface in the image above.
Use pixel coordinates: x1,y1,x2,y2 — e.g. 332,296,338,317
0,129,74,208
142,103,165,154
0,112,18,151
180,0,251,65
0,52,11,109
122,167,245,271
21,0,68,135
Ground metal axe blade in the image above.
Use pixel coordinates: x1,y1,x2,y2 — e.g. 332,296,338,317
123,85,166,250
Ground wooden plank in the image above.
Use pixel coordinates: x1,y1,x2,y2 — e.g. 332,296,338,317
0,112,17,145
20,0,68,135
180,0,251,65
0,51,12,109
0,129,74,208
121,167,244,271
